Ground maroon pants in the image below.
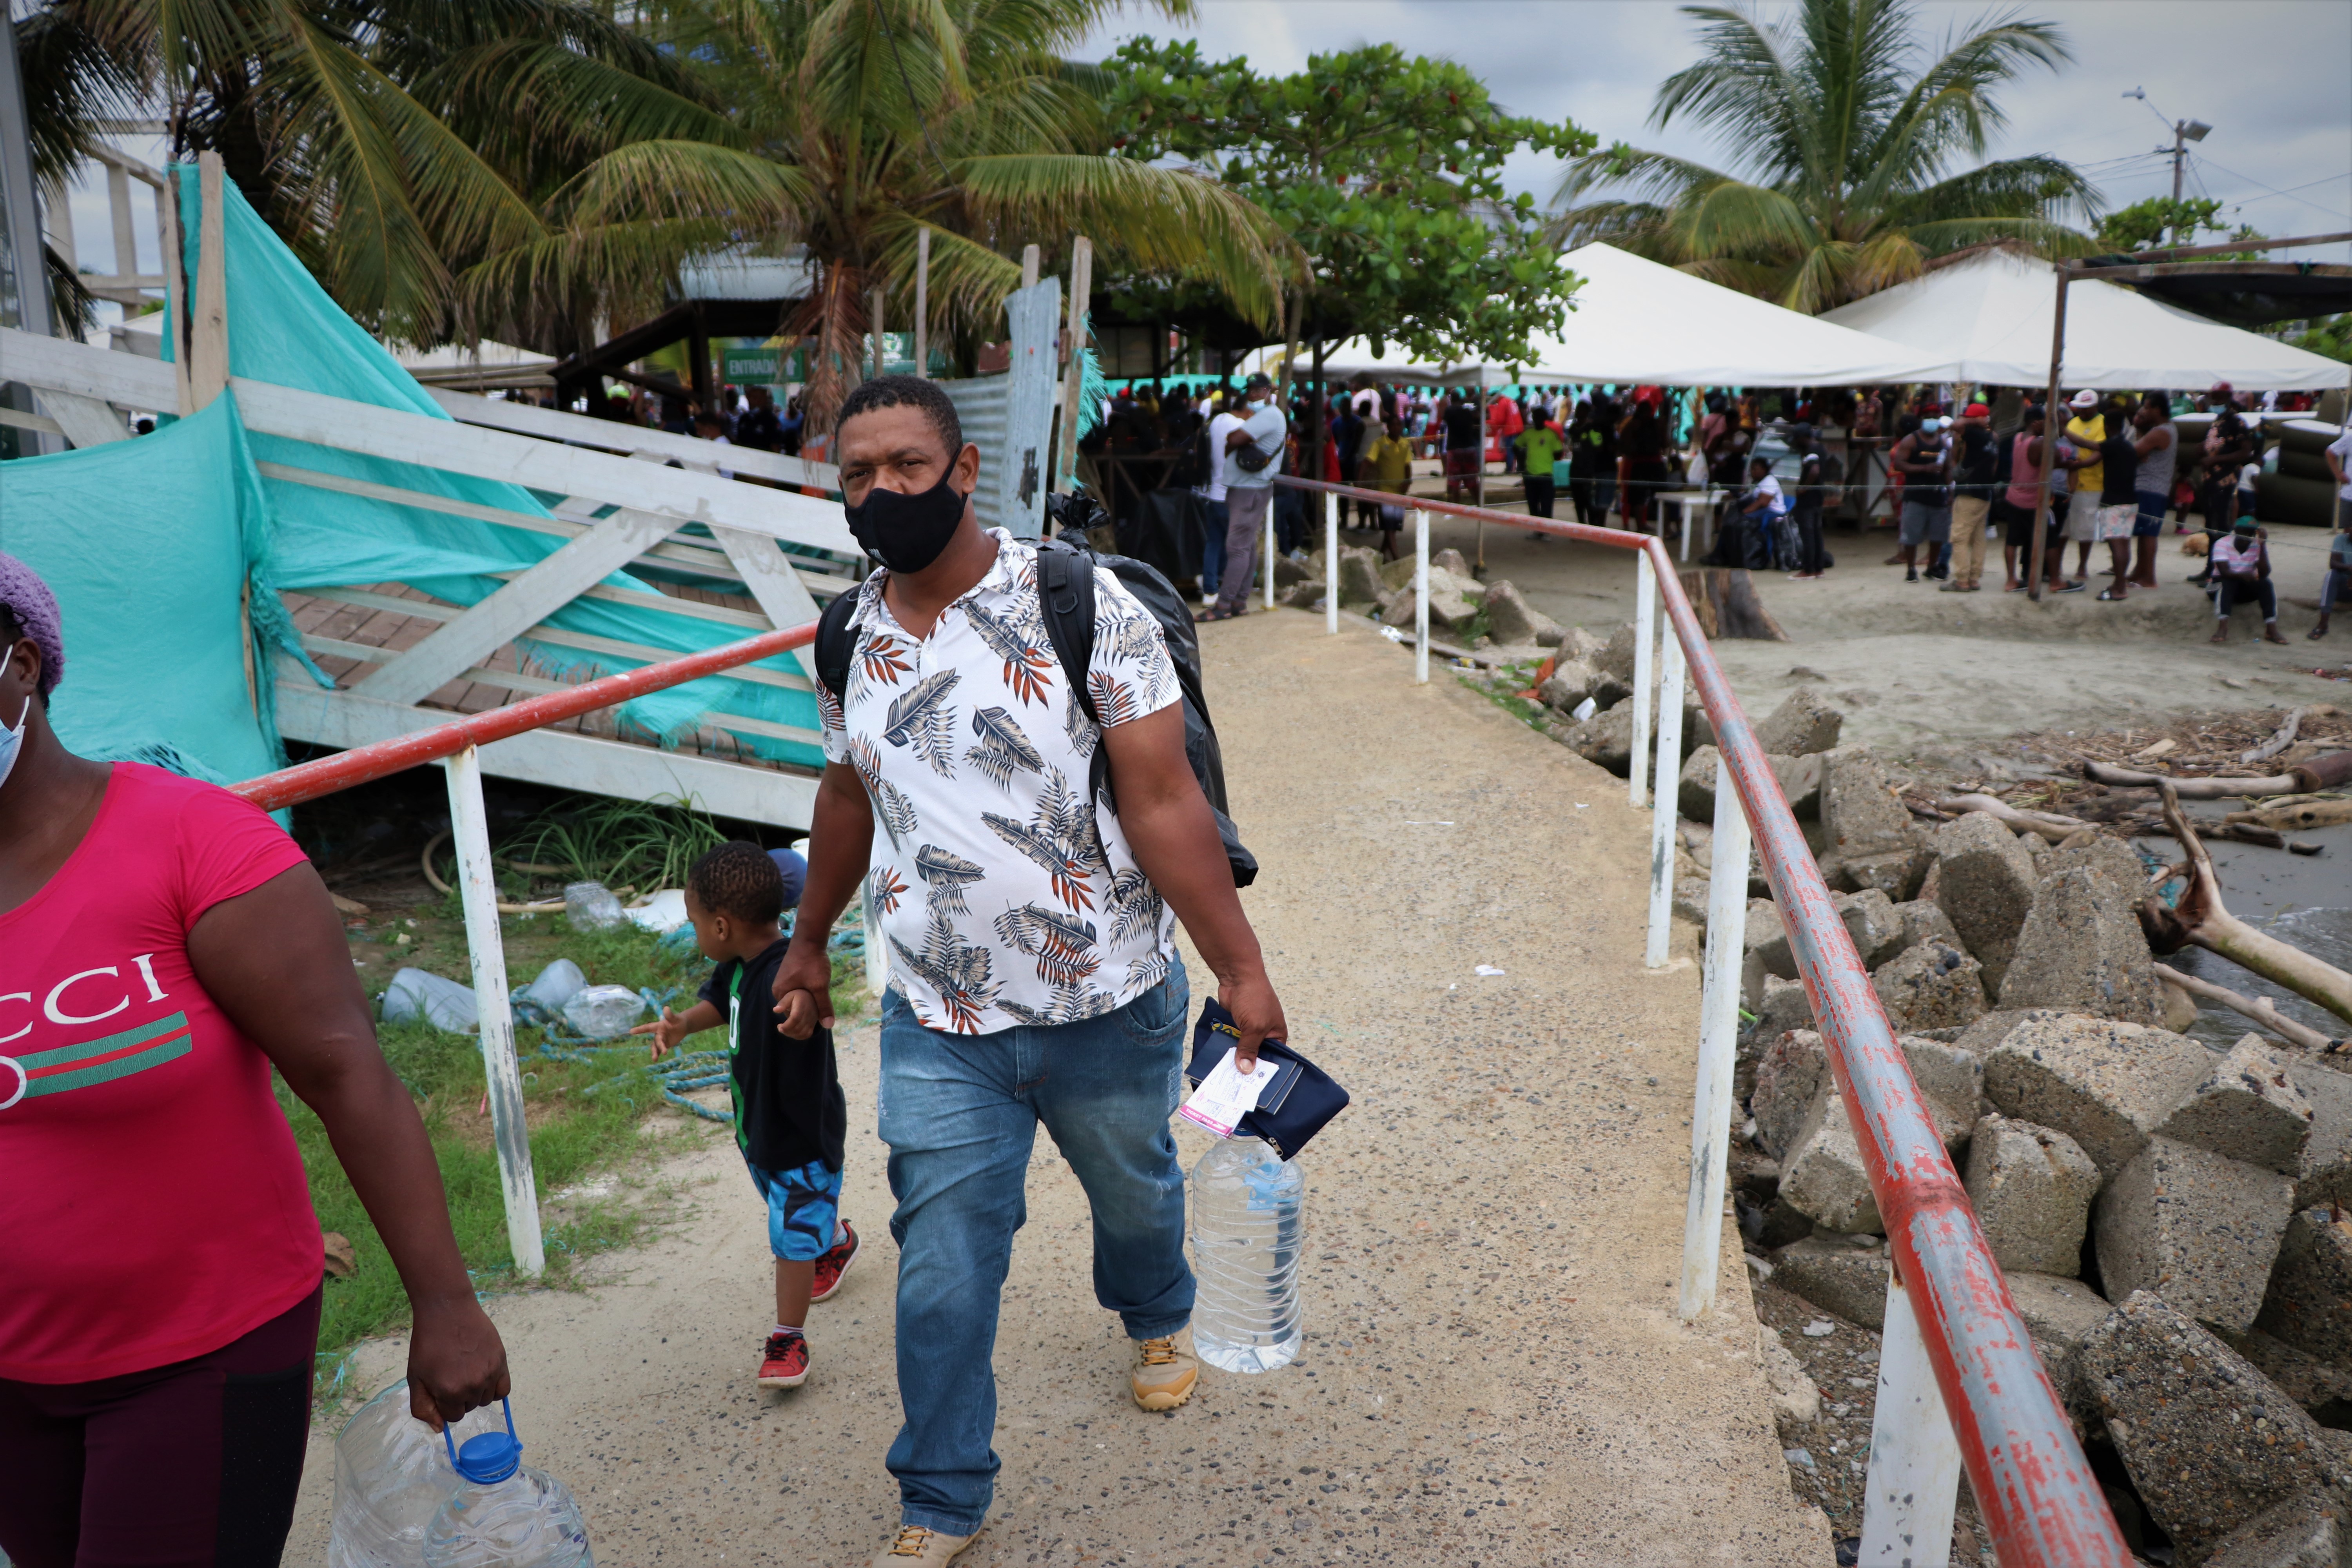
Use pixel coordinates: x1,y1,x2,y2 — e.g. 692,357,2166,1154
0,1287,319,1568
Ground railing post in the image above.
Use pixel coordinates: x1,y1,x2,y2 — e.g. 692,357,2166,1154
1630,552,1657,807
1861,1271,1964,1567
1325,490,1339,635
1414,509,1430,685
1679,768,1751,1320
1265,499,1277,610
1644,626,1685,968
443,744,544,1278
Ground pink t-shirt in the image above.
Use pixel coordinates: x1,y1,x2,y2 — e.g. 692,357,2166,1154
0,763,319,1383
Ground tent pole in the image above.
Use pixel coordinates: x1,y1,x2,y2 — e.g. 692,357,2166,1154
2026,265,2070,602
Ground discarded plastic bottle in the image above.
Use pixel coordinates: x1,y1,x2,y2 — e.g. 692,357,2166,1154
563,882,626,933
327,1380,511,1568
559,985,644,1040
423,1401,593,1568
1188,1136,1305,1374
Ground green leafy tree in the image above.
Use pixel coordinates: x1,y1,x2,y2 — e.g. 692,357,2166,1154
1101,39,1591,388
2284,315,2352,366
2093,196,2264,258
458,0,1293,431
1550,0,2098,313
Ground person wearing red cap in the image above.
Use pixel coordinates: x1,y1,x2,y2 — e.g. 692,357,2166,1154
1944,403,1998,592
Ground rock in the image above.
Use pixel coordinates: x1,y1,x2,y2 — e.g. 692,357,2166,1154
1742,1194,1816,1250
1277,579,1323,609
2254,1209,2352,1365
2288,1060,2352,1212
1753,689,1845,757
1744,898,1794,1000
1982,1013,2213,1177
1965,1115,2101,1275
1673,876,1710,929
1751,977,1816,1055
1951,1007,2061,1056
1678,747,1823,826
1537,657,1602,712
1336,547,1385,606
1900,1034,1986,1149
1559,699,1635,775
2004,1270,2113,1408
1758,1325,1822,1427
1782,1089,1883,1234
1432,547,1472,577
1752,1029,1830,1160
1771,1233,1891,1329
2078,1292,2351,1565
1821,748,1925,862
2157,1036,2317,1176
1838,887,1906,968
1998,863,2164,1024
1872,940,1988,1033
2214,1325,2352,1424
2041,834,2152,896
1378,555,1418,592
1844,845,1934,902
2203,1490,2347,1568
1558,625,1609,666
1595,622,1639,681
1892,899,1962,959
2094,1137,2297,1333
1482,580,1563,647
1272,552,1311,588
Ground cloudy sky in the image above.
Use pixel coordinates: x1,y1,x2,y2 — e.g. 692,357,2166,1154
1078,0,2352,263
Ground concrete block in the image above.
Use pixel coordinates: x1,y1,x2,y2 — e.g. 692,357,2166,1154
1678,746,1821,825
1983,1013,2214,1177
1749,980,1816,1067
1781,1088,1883,1234
1559,625,1608,666
1892,898,1961,960
1872,940,1989,1033
2288,1060,2352,1212
2254,1209,2352,1367
2095,1136,2297,1334
2158,1036,2318,1176
1482,579,1562,647
2204,1491,2347,1568
1336,547,1385,607
1536,657,1602,712
1770,1233,1890,1330
1845,845,1933,902
2078,1292,2350,1566
1838,887,1906,967
1821,749,1923,863
1752,1028,1830,1161
1997,863,2164,1024
1899,1034,1985,1149
1596,621,1639,681
1744,898,1793,1000
1758,1325,1822,1427
1965,1115,2101,1276
1560,699,1635,776
1932,812,2044,994
2214,1325,2352,1424
1753,688,1844,757
1950,1007,2063,1056
2004,1270,2112,1409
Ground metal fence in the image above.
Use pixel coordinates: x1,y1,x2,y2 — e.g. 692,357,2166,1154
1272,473,2131,1568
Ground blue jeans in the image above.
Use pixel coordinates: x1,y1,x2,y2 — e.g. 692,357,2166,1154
877,960,1195,1535
1200,497,1228,594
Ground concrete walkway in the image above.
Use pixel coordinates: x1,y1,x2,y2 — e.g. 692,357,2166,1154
285,608,1827,1567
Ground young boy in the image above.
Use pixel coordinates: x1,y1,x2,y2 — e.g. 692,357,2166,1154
635,841,854,1388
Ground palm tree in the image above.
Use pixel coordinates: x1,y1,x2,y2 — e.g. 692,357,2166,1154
1548,0,2098,313
452,0,1294,431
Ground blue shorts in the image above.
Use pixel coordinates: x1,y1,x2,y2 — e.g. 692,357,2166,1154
746,1156,844,1261
2134,489,2167,538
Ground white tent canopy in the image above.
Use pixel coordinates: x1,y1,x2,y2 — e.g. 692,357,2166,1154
1821,247,2350,392
1295,242,1960,388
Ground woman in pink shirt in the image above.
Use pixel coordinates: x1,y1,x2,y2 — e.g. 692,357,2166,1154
0,555,509,1568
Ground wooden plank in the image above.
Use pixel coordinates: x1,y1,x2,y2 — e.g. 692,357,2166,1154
33,389,131,447
427,387,841,490
272,681,820,829
0,325,177,409
357,508,676,704
189,155,228,410
713,525,825,682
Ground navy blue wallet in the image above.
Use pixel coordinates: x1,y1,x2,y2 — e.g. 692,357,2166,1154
1183,1000,1350,1160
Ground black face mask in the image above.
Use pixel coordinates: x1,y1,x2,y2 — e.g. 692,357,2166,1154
842,467,968,574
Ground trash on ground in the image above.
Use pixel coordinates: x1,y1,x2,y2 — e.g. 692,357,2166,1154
382,967,477,1033
561,984,647,1040
563,880,626,932
1474,964,1506,977
1802,1319,1837,1338
624,888,690,935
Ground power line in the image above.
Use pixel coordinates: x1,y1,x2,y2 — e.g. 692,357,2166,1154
2188,154,2352,223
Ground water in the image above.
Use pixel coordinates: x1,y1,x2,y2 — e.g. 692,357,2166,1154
327,1381,515,1568
1188,1136,1305,1374
2135,820,2352,1051
424,1468,593,1568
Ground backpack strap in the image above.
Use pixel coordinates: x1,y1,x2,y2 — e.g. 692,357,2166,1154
813,586,862,707
1034,538,1111,808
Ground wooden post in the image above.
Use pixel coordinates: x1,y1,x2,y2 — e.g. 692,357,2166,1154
869,286,886,380
188,153,230,412
2027,265,2070,601
1021,244,1040,289
913,227,930,379
444,746,544,1278
159,165,191,415
1056,236,1092,495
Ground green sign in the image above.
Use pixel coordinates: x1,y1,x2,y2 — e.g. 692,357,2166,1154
723,346,800,384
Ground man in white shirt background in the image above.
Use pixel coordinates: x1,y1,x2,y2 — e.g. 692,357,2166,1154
1204,373,1286,621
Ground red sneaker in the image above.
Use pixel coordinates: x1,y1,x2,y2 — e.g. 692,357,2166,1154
811,1220,861,1303
758,1331,809,1389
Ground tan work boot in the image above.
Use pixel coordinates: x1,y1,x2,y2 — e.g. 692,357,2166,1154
870,1524,975,1565
1131,1334,1198,1411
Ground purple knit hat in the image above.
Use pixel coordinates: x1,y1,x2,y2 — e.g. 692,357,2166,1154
0,552,65,698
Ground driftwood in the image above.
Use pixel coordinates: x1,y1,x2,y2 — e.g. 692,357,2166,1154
2225,798,2352,832
2083,761,2297,796
1677,568,1789,641
2136,783,2352,1028
2152,962,2341,1054
1937,795,2095,842
2243,707,2306,765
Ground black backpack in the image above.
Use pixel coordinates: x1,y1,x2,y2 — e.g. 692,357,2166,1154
813,523,1258,889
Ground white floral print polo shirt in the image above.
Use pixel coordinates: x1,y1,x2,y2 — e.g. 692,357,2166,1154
819,530,1183,1033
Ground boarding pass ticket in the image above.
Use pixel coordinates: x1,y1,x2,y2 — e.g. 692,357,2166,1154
1178,1047,1281,1138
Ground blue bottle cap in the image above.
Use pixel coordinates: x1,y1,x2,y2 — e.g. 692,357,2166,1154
442,1398,523,1484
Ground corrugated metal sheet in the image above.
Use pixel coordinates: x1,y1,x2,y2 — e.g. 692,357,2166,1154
940,374,1011,531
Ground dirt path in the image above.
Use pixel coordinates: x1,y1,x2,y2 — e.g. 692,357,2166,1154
285,609,1826,1567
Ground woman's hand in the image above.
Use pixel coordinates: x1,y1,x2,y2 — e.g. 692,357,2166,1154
407,1294,511,1431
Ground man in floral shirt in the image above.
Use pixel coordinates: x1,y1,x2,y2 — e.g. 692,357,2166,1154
771,376,1289,1567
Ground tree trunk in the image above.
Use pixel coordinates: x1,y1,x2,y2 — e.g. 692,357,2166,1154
1675,568,1789,641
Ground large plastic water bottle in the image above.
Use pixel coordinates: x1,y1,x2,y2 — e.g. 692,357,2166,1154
1188,1136,1305,1373
328,1381,514,1568
423,1401,593,1568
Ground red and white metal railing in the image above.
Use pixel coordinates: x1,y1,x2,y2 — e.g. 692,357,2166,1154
1274,473,2129,1568
234,621,820,1279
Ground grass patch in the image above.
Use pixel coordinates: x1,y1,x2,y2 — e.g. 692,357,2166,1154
305,916,869,1381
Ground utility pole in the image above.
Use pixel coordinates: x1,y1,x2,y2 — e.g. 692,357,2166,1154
2127,92,2210,245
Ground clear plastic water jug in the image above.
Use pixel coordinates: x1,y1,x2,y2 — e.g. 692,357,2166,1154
327,1381,512,1568
1188,1136,1305,1373
423,1401,593,1568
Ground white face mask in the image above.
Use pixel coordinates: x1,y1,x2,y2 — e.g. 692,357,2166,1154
0,696,27,793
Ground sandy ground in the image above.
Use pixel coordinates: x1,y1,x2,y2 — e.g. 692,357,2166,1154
1391,505,2351,757
285,610,1828,1568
